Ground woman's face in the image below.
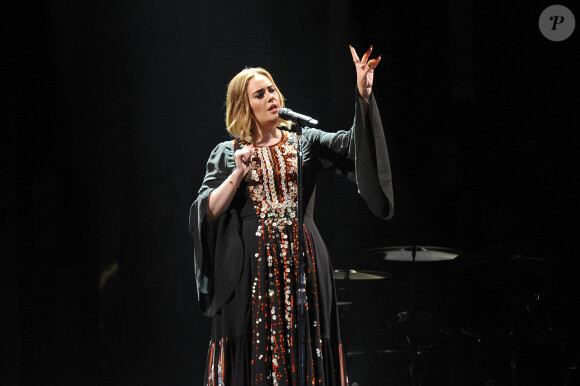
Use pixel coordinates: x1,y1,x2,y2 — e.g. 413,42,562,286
247,74,280,131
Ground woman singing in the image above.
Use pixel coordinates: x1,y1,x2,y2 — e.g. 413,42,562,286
190,45,394,385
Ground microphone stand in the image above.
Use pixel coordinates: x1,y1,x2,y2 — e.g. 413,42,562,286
294,122,307,386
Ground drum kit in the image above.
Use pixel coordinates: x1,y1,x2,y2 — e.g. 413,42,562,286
333,246,580,386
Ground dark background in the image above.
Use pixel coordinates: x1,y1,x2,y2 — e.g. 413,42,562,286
6,0,579,385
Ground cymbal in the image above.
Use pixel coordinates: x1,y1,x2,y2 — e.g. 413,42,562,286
368,246,460,262
333,269,392,280
447,254,561,286
508,254,559,265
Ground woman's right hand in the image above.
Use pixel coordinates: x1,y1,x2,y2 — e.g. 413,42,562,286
234,145,255,177
207,145,254,222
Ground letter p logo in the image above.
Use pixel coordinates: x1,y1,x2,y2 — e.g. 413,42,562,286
540,5,575,41
550,15,565,30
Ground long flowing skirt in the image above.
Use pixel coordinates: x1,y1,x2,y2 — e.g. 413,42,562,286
204,217,346,386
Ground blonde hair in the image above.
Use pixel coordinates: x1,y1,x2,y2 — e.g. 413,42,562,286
225,67,291,143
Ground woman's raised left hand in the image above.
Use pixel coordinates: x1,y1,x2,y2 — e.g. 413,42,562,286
350,45,381,99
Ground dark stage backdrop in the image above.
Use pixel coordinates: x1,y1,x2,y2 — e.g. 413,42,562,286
7,0,579,385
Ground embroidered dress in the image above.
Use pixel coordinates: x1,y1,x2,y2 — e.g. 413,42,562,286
190,91,394,385
240,133,326,384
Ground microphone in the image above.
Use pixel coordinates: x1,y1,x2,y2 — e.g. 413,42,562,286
278,108,318,127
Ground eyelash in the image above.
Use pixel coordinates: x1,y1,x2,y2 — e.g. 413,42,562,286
256,87,276,99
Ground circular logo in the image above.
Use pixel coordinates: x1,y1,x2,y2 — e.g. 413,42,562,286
539,5,575,41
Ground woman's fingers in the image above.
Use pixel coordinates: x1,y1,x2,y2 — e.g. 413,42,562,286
361,45,373,63
235,147,251,167
242,146,254,165
350,45,379,69
368,55,381,70
349,45,361,64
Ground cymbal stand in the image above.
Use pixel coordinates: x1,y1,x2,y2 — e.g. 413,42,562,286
509,299,517,386
409,246,418,386
507,255,520,386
